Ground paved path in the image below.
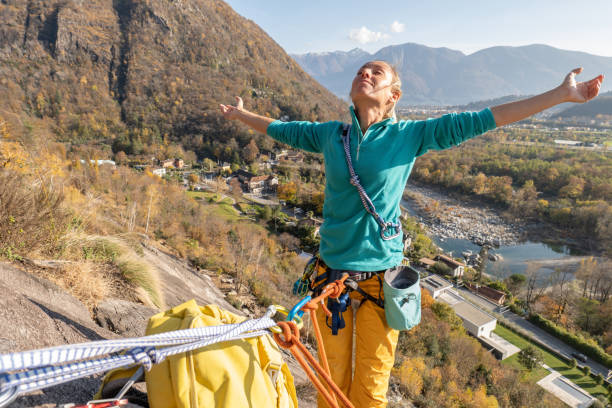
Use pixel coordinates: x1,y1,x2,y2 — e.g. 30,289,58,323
538,365,596,408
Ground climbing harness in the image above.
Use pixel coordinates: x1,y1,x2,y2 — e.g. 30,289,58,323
298,254,387,335
341,123,402,241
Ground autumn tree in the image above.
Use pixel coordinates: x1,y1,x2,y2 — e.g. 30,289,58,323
277,182,297,202
114,151,128,165
511,179,538,218
242,139,259,163
187,173,199,185
505,273,526,296
559,175,586,198
202,158,215,171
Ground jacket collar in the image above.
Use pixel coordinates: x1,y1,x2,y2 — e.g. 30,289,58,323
349,106,396,133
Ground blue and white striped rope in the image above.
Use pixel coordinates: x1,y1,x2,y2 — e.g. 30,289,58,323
0,306,277,405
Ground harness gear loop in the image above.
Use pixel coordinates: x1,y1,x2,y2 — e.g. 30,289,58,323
274,321,354,408
341,123,402,241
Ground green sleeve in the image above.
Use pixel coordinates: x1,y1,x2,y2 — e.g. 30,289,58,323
413,108,497,157
266,120,328,153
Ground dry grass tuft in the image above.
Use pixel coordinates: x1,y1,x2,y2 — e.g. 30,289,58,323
61,233,164,309
38,261,110,310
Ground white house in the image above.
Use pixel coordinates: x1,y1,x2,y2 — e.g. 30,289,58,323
436,290,497,338
152,167,166,177
420,275,453,299
435,254,466,278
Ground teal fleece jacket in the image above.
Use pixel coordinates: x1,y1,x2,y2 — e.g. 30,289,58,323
267,106,497,271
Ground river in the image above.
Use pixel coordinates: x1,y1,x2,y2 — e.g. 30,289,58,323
401,183,588,282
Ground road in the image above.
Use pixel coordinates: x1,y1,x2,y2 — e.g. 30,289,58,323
456,286,610,379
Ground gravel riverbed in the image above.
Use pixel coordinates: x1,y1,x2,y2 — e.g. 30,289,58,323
402,182,527,247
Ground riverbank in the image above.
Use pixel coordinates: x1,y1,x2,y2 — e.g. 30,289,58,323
402,182,527,247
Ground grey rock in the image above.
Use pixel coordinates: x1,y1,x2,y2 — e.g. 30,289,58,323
0,263,116,407
94,299,157,337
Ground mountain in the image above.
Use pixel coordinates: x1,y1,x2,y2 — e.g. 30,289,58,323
0,0,346,157
292,44,612,106
554,91,612,118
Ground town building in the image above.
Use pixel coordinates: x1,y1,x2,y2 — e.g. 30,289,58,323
434,254,466,278
80,159,116,167
152,168,166,177
464,282,506,305
421,275,453,299
419,257,437,269
420,274,518,360
285,151,304,163
233,169,278,196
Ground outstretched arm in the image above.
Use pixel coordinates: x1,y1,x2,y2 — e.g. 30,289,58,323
490,68,604,127
219,96,275,134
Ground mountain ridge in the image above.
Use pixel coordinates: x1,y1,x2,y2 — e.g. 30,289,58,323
291,43,612,106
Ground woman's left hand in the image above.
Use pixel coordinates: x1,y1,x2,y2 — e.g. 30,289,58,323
560,68,604,103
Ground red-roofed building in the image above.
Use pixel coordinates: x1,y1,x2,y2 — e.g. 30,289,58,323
435,254,466,278
465,283,506,305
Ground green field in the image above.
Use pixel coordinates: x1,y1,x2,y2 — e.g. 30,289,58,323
494,324,610,400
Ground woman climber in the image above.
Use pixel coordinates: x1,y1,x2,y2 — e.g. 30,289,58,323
220,62,603,407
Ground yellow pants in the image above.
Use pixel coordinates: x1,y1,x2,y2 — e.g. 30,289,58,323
315,276,399,408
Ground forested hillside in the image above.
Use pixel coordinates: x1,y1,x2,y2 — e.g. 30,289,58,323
0,0,346,160
411,128,612,255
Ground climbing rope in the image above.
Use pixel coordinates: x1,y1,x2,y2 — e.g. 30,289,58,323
0,306,280,407
0,289,355,408
274,321,353,408
283,274,355,408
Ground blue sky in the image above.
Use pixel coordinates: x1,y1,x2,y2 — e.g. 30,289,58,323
224,0,612,57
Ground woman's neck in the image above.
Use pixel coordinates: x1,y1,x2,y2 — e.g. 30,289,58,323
355,103,386,134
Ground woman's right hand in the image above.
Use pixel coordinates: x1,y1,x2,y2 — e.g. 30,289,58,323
219,96,244,120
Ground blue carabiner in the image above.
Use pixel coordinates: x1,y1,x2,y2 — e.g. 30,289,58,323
287,296,311,322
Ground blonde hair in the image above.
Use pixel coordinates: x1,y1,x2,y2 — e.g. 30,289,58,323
382,61,402,120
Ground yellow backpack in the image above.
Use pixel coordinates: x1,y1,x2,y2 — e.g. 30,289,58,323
96,300,298,408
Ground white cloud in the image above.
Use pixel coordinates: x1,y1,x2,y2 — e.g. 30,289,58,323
391,21,405,33
349,26,390,44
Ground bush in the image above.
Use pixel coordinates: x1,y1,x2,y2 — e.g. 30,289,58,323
591,399,604,408
0,170,70,257
569,358,577,368
582,365,591,376
528,313,612,368
431,261,453,277
509,301,527,317
595,373,604,385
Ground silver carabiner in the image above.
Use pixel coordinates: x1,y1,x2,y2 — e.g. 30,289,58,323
380,223,402,241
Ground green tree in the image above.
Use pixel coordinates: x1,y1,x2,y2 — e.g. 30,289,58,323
518,346,543,371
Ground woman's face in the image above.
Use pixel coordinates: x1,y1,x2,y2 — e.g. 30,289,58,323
350,61,398,108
